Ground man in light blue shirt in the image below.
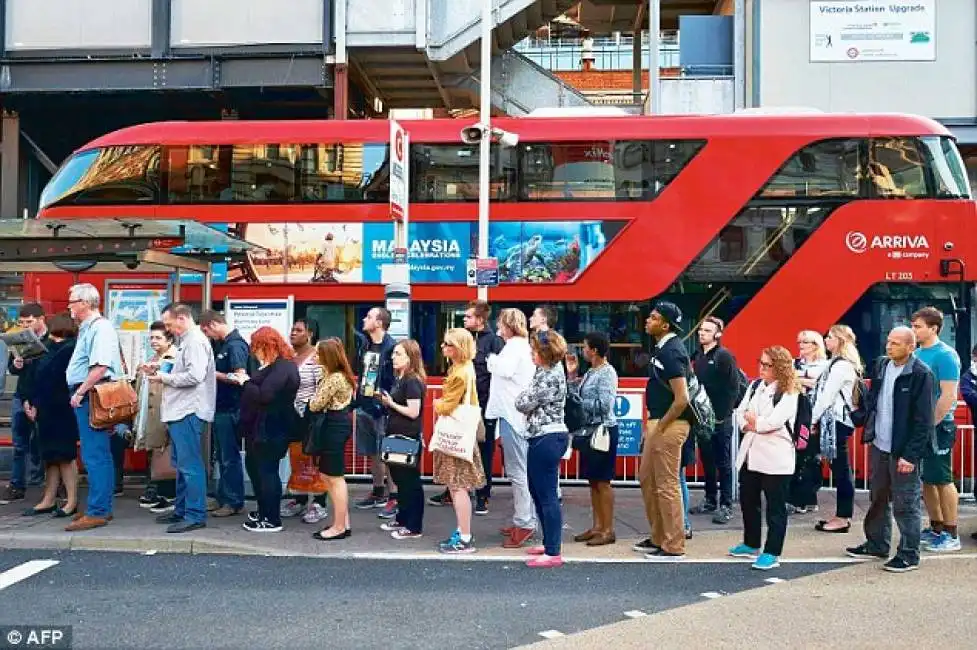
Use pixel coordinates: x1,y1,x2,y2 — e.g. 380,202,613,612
63,283,124,532
911,307,962,552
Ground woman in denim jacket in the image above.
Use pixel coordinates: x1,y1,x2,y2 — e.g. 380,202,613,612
515,330,569,568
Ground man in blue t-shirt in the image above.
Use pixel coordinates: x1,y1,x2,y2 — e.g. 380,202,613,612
200,311,250,517
911,307,962,553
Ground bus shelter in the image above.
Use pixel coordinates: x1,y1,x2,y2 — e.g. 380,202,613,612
0,217,263,482
0,217,263,307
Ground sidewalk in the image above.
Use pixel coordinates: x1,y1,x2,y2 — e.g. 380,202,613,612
1,483,975,560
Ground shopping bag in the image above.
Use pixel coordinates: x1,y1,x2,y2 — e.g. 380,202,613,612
285,442,328,494
429,370,480,462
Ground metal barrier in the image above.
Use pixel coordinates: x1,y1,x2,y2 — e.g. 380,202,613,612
345,387,977,504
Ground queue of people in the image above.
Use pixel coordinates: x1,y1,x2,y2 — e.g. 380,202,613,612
0,290,971,572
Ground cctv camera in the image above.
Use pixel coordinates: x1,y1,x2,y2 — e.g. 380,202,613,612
460,123,486,145
125,260,140,270
495,130,519,147
944,241,955,251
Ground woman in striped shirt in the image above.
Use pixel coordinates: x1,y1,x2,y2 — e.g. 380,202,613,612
281,319,328,523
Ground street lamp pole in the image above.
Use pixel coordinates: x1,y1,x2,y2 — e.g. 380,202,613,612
477,0,492,302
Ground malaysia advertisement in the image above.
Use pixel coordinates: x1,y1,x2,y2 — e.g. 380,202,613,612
183,220,623,285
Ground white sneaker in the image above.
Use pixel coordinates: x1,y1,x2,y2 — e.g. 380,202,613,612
380,521,401,532
280,499,304,518
302,503,329,524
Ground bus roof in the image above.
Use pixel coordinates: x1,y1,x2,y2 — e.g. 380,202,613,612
81,112,952,151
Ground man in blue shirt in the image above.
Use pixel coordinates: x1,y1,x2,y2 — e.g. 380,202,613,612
63,284,125,532
200,310,250,518
911,307,962,553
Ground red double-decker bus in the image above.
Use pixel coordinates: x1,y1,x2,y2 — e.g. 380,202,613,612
30,112,977,484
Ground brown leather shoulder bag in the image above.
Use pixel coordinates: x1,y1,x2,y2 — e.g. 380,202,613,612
88,321,139,430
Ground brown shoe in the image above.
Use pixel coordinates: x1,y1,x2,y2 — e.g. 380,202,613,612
574,529,597,543
212,505,242,518
586,531,617,546
65,515,109,531
207,498,221,512
72,512,113,522
503,527,534,548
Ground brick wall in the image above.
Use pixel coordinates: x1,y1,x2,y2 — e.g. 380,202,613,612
553,68,681,91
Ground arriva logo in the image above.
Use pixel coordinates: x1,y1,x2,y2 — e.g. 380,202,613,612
845,231,868,254
845,231,930,256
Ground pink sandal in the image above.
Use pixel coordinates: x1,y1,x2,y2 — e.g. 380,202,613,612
526,545,546,556
527,555,564,568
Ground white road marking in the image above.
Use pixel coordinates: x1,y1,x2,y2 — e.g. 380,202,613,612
624,610,647,618
765,577,785,584
0,560,59,591
700,591,723,599
144,550,158,556
538,630,565,639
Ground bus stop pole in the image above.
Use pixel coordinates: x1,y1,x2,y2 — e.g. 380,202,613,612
647,0,661,115
202,267,212,312
476,0,492,302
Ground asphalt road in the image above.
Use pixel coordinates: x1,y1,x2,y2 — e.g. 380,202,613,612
0,550,846,650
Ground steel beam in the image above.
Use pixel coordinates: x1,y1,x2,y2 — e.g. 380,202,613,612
151,0,172,59
0,0,6,59
0,112,19,218
322,0,333,54
0,56,333,92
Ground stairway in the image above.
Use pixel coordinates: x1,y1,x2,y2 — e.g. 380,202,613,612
346,0,594,113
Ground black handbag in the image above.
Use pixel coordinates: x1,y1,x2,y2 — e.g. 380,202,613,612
288,403,311,444
564,383,587,434
300,407,326,455
304,408,350,455
380,435,422,468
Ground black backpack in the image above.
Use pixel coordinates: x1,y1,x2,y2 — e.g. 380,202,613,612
744,379,813,451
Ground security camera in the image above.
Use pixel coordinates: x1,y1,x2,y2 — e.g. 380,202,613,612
494,129,519,147
944,241,955,252
124,260,140,270
460,123,487,145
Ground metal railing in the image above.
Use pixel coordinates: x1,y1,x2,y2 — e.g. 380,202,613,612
513,42,681,72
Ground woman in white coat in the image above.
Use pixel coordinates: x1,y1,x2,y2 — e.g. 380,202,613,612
729,345,799,571
485,308,537,549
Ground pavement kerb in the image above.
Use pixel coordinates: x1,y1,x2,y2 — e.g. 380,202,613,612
5,531,977,564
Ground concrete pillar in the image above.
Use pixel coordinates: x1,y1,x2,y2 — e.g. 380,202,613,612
1,111,20,217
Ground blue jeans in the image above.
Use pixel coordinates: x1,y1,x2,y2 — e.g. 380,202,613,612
168,414,207,525
73,398,114,518
527,432,568,557
11,396,43,489
213,411,244,509
680,471,691,530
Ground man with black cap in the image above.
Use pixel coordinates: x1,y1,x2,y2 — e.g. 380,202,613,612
634,301,692,559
